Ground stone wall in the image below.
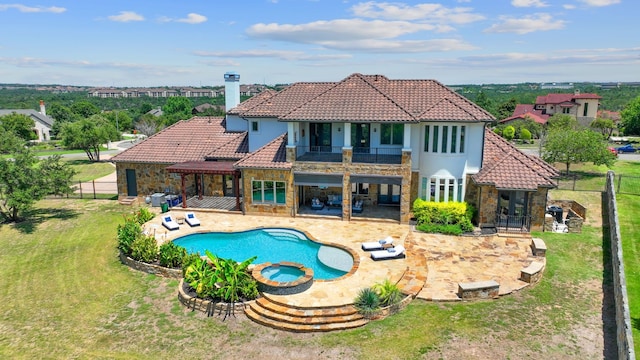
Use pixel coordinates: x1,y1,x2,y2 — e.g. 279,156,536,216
241,168,294,216
547,199,585,233
473,183,548,232
115,162,196,200
476,185,498,227
529,187,549,232
605,171,636,360
119,252,182,279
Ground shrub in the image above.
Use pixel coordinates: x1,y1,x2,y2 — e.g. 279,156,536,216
130,235,158,263
520,128,532,142
354,287,381,319
503,125,515,141
372,279,403,308
134,207,154,224
412,199,474,234
182,252,202,277
117,215,142,255
159,242,187,268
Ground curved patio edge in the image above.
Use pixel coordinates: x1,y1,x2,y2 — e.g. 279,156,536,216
177,279,252,316
118,252,183,279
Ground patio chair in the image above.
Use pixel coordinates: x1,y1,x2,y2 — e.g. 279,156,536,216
184,212,201,227
311,197,324,210
370,245,406,260
361,236,394,250
162,215,180,231
352,199,364,213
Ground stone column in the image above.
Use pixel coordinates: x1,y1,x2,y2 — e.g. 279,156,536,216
286,145,296,163
342,146,352,164
400,149,412,224
342,171,351,221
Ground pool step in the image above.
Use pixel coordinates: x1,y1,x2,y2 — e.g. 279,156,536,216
245,296,367,332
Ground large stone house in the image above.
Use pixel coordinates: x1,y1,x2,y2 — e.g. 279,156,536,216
500,90,601,127
112,73,559,232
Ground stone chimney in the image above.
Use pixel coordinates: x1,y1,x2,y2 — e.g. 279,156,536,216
574,89,580,96
39,100,46,116
224,71,240,111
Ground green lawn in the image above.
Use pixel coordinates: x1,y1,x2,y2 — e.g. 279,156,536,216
0,199,609,359
617,194,640,355
67,159,116,182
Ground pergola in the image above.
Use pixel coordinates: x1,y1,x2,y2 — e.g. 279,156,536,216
165,161,241,210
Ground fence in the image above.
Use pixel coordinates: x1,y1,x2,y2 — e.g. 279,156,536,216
46,180,118,200
557,173,640,195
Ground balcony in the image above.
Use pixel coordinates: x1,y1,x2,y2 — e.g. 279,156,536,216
295,146,403,164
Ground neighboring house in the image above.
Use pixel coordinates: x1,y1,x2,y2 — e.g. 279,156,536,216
499,104,549,125
533,90,601,126
192,103,225,115
112,73,559,232
0,100,54,141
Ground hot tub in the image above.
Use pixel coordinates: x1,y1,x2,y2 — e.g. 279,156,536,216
252,262,314,295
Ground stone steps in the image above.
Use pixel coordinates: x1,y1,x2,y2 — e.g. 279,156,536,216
245,296,368,332
118,196,137,206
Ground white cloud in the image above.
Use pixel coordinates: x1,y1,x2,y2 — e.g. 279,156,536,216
0,4,65,13
108,11,144,22
194,49,352,61
247,19,443,44
511,0,549,7
350,2,485,24
578,0,620,6
563,4,576,9
177,13,207,24
484,13,565,34
318,38,478,53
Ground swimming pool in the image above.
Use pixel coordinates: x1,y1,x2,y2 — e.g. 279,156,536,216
173,228,353,280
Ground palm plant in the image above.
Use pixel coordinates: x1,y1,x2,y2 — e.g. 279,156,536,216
372,279,403,308
353,287,380,319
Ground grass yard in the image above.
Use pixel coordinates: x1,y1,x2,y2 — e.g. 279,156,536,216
0,199,612,359
67,159,116,182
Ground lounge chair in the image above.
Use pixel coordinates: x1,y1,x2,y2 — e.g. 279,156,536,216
185,212,201,227
371,245,406,260
361,236,394,250
311,197,324,210
352,199,363,213
162,215,179,230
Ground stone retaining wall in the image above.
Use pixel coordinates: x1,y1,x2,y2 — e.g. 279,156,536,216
177,279,250,316
119,252,182,278
605,171,636,360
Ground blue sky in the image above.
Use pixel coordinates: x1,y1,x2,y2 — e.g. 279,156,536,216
0,0,637,86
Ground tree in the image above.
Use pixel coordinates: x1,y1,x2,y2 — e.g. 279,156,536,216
0,129,26,154
620,96,640,135
0,112,36,141
496,97,517,120
546,113,579,131
104,110,132,133
162,97,193,126
48,103,81,136
134,113,162,137
503,125,515,141
474,91,494,116
590,118,616,139
520,128,532,143
0,147,75,222
70,101,100,118
60,115,119,162
542,128,616,175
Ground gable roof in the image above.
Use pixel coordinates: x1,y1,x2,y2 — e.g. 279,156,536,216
535,92,601,105
234,133,291,169
234,73,495,123
226,89,278,116
0,109,54,128
473,129,559,190
111,117,246,164
499,104,549,124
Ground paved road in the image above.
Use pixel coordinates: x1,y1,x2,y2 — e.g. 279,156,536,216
518,147,640,162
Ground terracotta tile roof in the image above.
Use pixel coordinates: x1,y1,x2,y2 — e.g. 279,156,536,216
472,129,559,190
236,73,494,123
500,104,549,124
241,83,334,118
205,132,248,160
535,92,601,105
111,117,245,164
226,89,277,115
234,133,291,169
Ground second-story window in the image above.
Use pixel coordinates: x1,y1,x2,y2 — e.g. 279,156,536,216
251,121,259,132
583,102,589,116
380,124,403,145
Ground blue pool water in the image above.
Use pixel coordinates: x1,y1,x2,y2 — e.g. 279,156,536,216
261,266,304,282
173,228,351,280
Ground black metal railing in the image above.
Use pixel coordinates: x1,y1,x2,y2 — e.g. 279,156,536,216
295,146,342,162
352,147,402,164
494,212,531,233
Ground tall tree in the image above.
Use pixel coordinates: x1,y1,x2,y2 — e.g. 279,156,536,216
590,118,616,139
546,113,579,130
0,128,25,154
60,115,119,162
620,96,640,135
70,101,100,118
0,146,75,222
496,97,517,120
542,128,616,175
162,97,193,126
0,112,36,141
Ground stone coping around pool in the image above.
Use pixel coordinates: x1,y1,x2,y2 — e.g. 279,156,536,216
252,262,314,295
119,251,182,279
165,226,361,283
178,279,252,316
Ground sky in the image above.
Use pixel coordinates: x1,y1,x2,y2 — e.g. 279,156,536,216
0,0,638,87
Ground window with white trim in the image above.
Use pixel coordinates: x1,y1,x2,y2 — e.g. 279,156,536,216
421,177,463,202
380,124,404,145
424,125,466,154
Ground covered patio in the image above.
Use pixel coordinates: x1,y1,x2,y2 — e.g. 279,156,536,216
166,161,242,211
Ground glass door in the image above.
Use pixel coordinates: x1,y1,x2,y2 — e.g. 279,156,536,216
310,123,332,152
351,123,370,153
378,184,401,205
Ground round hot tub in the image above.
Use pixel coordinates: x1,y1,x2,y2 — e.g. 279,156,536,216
252,262,314,295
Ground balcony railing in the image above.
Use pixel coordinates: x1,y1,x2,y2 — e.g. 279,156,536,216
352,147,402,164
296,146,343,162
494,212,531,233
295,146,403,164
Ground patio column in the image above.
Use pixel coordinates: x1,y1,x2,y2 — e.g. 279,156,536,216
403,123,412,151
343,122,351,147
234,171,240,211
181,174,187,208
287,122,296,146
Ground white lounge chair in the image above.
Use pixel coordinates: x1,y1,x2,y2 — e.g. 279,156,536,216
162,215,179,230
361,236,394,250
371,245,406,260
185,212,201,227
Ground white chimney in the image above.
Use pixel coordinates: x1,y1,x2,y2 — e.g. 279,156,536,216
224,71,240,111
39,100,46,116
